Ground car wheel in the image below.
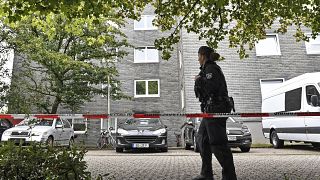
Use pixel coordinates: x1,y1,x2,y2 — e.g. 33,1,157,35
68,137,74,149
271,130,284,149
116,147,123,153
185,142,191,150
161,147,168,152
312,142,320,148
240,146,251,152
47,136,54,147
193,135,200,152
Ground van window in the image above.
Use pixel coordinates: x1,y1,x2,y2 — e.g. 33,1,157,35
306,85,320,105
285,88,302,111
62,119,71,128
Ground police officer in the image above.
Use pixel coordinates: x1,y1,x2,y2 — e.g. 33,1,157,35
193,46,237,180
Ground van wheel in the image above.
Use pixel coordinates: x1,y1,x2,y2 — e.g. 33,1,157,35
193,135,199,152
271,130,284,149
47,136,54,147
69,137,74,149
185,143,191,150
312,143,320,148
161,147,168,152
240,146,251,152
116,147,123,153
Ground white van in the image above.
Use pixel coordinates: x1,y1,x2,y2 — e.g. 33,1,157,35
261,72,320,148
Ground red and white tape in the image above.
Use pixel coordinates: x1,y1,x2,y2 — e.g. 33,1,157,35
1,112,320,119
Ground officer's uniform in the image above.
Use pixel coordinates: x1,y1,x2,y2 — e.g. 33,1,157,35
195,60,237,180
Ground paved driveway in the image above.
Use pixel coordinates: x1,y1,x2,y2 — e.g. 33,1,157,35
85,145,320,180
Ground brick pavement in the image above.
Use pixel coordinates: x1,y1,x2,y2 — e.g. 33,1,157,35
85,146,320,180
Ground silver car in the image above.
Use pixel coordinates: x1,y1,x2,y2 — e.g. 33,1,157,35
115,118,168,152
1,118,74,147
183,117,252,152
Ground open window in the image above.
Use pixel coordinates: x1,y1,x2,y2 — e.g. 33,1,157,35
306,85,320,105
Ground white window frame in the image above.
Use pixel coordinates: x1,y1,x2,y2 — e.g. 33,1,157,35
134,15,158,30
134,47,159,63
305,33,320,55
255,34,281,56
67,118,88,135
134,79,160,98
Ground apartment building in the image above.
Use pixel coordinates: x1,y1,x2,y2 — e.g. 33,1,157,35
180,24,320,143
9,7,320,146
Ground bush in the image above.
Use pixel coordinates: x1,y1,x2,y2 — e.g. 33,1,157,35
0,142,91,180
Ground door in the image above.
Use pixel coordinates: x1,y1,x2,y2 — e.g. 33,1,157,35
184,118,194,144
54,118,64,145
304,85,320,142
278,87,306,141
61,119,72,145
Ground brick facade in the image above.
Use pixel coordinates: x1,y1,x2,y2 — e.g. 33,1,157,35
180,24,320,143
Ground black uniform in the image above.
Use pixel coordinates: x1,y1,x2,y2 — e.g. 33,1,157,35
195,60,237,180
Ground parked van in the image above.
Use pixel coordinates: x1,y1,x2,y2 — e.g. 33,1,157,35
261,72,320,148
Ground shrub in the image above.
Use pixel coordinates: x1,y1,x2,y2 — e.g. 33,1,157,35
0,142,91,180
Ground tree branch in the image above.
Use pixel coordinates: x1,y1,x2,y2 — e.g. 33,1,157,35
172,0,201,35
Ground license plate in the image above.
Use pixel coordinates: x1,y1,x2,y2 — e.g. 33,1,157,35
132,143,149,148
227,136,237,141
10,138,25,144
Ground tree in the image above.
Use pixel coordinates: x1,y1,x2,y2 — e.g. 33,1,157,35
1,1,319,60
152,0,320,59
0,25,13,112
1,11,130,114
0,49,10,112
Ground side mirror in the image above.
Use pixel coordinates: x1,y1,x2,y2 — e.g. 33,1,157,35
56,124,63,128
311,95,319,106
187,121,194,126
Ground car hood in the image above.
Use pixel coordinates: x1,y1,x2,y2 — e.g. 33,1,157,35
121,125,164,131
226,122,243,130
6,125,52,133
120,125,165,135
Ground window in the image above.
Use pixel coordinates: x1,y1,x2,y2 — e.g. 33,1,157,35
305,34,320,54
101,118,117,131
0,119,11,128
255,34,281,56
55,119,63,127
134,15,157,30
285,88,302,111
134,79,160,97
67,118,87,134
62,119,71,128
306,85,320,105
134,47,159,63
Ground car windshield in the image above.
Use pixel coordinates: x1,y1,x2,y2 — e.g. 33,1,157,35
16,119,30,126
124,119,161,126
318,82,320,89
16,118,54,126
35,119,53,126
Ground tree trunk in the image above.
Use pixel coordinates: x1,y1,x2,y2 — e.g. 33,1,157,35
50,97,61,114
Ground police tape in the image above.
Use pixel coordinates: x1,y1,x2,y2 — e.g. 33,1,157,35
1,112,320,119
